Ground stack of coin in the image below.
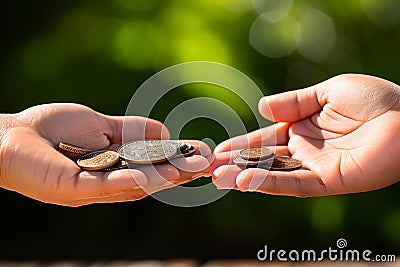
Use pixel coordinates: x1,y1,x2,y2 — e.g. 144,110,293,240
233,147,275,168
234,146,302,171
58,140,196,171
118,140,195,164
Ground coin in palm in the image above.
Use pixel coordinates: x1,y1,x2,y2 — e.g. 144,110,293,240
118,140,177,164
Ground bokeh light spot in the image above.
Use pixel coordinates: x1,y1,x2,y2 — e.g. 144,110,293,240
251,0,293,16
361,0,400,29
249,13,300,58
215,0,254,13
297,10,336,63
173,32,232,64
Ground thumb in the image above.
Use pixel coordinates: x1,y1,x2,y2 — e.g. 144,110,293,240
102,115,170,143
258,80,328,122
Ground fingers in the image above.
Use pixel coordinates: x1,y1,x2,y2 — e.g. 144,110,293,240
70,142,211,206
213,166,328,197
258,82,328,122
72,169,148,197
213,122,291,153
66,155,210,206
236,169,327,197
68,189,149,206
1,126,209,206
213,165,242,189
61,140,211,206
169,155,210,177
103,115,170,143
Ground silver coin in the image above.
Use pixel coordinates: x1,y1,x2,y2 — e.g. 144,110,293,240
118,140,177,164
169,140,188,151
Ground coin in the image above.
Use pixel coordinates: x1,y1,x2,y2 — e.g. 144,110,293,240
170,140,188,151
233,155,274,168
118,140,177,164
270,156,302,171
58,143,91,159
175,143,196,157
101,159,128,172
77,150,120,171
239,147,274,161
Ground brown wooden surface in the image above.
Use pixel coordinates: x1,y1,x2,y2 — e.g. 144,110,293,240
0,260,399,267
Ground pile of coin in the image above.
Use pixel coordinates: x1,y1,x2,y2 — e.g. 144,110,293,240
58,140,196,171
234,146,302,171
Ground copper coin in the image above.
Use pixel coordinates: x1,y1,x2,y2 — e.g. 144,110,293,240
101,159,128,172
77,150,120,171
174,144,196,158
58,143,91,159
118,140,177,164
270,156,302,171
239,147,274,161
233,155,274,168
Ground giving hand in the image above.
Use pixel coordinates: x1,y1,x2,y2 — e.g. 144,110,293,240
0,103,210,206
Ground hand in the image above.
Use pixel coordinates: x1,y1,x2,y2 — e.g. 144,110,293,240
212,74,400,197
0,103,210,206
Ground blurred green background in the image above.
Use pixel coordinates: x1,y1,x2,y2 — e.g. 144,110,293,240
0,0,399,261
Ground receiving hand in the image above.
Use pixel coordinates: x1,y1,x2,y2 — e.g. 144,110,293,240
212,74,400,197
0,103,210,206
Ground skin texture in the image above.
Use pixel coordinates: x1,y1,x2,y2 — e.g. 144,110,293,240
0,103,211,206
212,74,400,197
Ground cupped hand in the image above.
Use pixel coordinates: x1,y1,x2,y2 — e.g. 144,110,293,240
0,103,210,206
212,74,400,197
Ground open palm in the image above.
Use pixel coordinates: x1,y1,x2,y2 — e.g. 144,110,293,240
0,103,210,206
213,74,400,197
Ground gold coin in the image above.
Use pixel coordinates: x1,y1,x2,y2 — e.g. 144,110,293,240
77,150,120,171
239,147,274,161
58,142,91,159
101,159,128,172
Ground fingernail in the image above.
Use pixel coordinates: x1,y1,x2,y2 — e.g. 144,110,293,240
213,171,236,190
213,166,225,177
